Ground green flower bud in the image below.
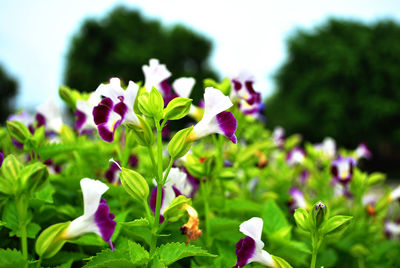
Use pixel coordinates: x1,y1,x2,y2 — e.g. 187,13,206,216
168,127,194,159
36,222,69,259
120,167,149,203
313,202,327,228
59,86,82,110
126,115,154,146
163,97,192,121
0,155,22,195
163,195,192,222
19,162,49,194
138,88,164,119
6,120,32,144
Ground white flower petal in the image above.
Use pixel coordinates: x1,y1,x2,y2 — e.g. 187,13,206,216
202,87,232,121
250,249,275,267
142,58,171,91
391,185,400,200
160,186,176,214
36,98,63,132
80,178,109,216
172,77,195,98
239,217,263,241
95,77,125,102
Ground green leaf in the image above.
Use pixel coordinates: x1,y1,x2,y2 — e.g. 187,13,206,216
272,255,293,268
293,208,312,232
2,201,19,235
155,242,216,265
83,249,134,268
120,218,149,227
0,248,28,268
34,182,55,203
128,241,149,265
320,215,353,235
262,200,289,236
10,222,41,239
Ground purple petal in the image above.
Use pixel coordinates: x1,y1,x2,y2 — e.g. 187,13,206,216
128,154,139,168
105,161,121,184
114,101,128,118
149,186,165,223
75,109,87,130
93,98,113,125
0,152,3,168
12,138,24,149
232,79,242,91
183,167,200,198
234,236,256,268
216,111,237,144
172,185,182,197
94,198,116,249
35,113,46,127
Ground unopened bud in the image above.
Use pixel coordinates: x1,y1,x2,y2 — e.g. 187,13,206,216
313,202,327,228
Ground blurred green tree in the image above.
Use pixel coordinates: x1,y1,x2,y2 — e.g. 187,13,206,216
267,19,400,173
64,6,218,103
0,64,18,123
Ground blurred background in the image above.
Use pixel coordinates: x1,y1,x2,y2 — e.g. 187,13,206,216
0,0,400,176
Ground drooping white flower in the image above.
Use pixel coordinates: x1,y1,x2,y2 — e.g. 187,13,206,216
142,58,171,92
234,217,275,268
63,178,116,249
190,87,237,143
36,99,63,133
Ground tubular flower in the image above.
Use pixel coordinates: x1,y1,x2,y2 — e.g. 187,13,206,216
314,137,336,159
231,74,263,116
331,156,356,184
288,188,307,213
355,143,372,160
150,168,195,222
384,220,400,239
62,178,116,249
75,91,102,132
234,217,275,268
180,204,202,245
286,147,305,166
142,58,171,92
93,78,140,142
36,99,63,133
190,87,237,143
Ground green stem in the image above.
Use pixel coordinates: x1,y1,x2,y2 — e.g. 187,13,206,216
149,119,165,255
36,257,42,268
310,232,322,268
162,158,174,185
15,196,28,261
200,178,211,248
147,146,156,170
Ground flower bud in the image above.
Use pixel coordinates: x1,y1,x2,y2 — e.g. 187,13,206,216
35,222,69,259
138,88,164,119
168,127,194,159
313,202,327,228
120,167,149,203
59,86,83,110
6,120,32,144
163,97,192,121
19,162,49,194
0,155,23,195
163,195,192,222
126,115,154,146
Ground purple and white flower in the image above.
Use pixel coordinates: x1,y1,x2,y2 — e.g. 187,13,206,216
234,217,275,268
286,147,305,166
272,126,285,148
288,188,307,213
75,91,102,132
231,74,263,116
190,87,237,143
36,99,63,133
142,58,171,92
105,159,121,184
93,78,140,142
314,137,336,159
63,178,116,249
384,220,400,239
331,156,356,184
355,143,372,160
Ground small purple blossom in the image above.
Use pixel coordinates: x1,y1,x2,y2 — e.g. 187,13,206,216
286,147,305,166
331,156,356,185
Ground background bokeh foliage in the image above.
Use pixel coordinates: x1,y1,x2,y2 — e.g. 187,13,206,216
64,6,218,104
0,65,18,123
267,18,400,175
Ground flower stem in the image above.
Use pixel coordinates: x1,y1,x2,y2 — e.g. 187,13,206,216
15,196,28,261
200,178,211,248
150,119,165,256
310,232,322,268
162,158,174,184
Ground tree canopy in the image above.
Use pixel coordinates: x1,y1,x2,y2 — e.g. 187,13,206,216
64,6,218,103
0,64,18,123
267,18,400,172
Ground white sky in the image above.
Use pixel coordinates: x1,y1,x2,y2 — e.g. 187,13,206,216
0,0,399,109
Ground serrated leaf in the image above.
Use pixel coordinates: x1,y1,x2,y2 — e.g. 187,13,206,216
155,242,216,266
120,218,149,227
128,241,149,265
0,248,28,268
83,249,134,268
2,201,19,234
262,200,289,236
